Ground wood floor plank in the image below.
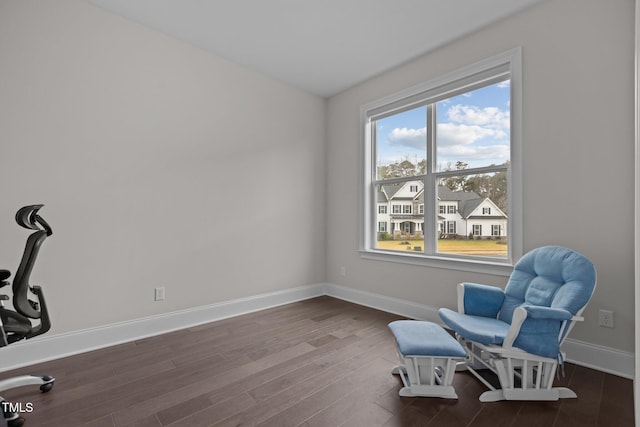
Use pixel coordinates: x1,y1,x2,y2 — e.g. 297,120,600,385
112,335,363,426
0,297,633,427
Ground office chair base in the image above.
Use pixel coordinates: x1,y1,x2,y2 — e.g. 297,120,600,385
0,375,54,394
0,397,24,427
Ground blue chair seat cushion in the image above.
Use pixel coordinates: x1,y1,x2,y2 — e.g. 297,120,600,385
388,320,466,358
439,308,510,346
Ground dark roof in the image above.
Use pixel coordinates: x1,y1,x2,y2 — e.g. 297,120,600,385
438,185,481,202
438,186,484,218
436,186,507,219
380,182,423,201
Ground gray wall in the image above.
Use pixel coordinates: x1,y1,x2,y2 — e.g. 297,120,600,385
0,0,635,356
0,0,326,334
326,0,636,352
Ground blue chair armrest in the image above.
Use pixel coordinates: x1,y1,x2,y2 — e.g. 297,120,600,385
520,305,573,321
504,306,570,359
460,282,505,318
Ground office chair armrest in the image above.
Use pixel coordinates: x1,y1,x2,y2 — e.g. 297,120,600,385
25,286,50,339
458,282,505,318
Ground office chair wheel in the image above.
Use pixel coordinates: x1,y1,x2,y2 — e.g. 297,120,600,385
7,418,25,427
39,382,54,393
2,403,24,427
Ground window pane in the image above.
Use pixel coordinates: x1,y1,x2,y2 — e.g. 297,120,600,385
437,173,508,258
375,106,427,180
435,81,510,171
375,181,424,253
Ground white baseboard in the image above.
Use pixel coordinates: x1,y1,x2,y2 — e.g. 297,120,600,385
322,283,442,324
2,282,634,379
561,338,635,379
0,283,325,372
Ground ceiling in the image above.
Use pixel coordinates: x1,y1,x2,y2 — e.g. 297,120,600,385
87,0,543,98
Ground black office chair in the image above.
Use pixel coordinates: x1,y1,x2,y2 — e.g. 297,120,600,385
0,205,54,427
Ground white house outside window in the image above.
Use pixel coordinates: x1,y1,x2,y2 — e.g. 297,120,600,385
360,49,522,274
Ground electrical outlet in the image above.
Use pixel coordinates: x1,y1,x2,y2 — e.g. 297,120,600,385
339,266,346,277
154,287,165,301
599,309,614,328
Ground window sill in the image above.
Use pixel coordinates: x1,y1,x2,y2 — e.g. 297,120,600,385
358,249,514,276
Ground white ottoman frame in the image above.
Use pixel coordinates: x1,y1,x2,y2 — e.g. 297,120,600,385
392,353,463,399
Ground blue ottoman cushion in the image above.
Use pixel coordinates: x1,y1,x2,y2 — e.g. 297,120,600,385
389,320,466,358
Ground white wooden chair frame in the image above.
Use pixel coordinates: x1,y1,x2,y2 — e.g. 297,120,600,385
454,284,587,402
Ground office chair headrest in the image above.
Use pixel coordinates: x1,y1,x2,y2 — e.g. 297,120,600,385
16,205,52,236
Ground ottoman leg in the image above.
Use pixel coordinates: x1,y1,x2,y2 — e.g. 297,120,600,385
394,355,460,399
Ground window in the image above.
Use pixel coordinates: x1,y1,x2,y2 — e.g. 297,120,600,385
446,221,456,234
379,205,387,214
360,48,522,273
379,222,387,232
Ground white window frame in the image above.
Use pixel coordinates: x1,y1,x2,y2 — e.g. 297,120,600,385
359,48,523,276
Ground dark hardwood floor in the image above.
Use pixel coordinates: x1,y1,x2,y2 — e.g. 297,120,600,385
1,296,634,426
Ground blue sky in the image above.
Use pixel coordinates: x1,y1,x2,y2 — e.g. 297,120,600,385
376,80,510,172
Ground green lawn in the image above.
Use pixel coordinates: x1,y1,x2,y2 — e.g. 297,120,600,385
376,238,507,257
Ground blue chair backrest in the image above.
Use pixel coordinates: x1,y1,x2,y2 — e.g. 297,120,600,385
498,246,596,324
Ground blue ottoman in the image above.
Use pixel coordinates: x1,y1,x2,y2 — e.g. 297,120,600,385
388,320,467,398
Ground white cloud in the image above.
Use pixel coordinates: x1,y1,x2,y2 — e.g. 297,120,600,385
388,127,426,149
437,103,510,166
382,102,510,167
447,105,509,129
437,123,506,147
438,142,510,161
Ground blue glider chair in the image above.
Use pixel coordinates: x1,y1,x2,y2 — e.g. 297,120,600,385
439,246,596,402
